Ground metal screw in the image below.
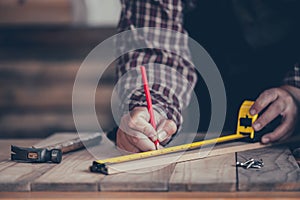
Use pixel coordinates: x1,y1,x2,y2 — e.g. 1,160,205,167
251,164,262,169
236,158,264,169
236,158,254,167
246,160,255,169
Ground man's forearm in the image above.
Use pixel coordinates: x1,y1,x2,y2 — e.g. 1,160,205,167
283,63,300,88
115,0,197,129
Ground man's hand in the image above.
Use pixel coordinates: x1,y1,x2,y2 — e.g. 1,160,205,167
116,107,177,152
250,85,300,144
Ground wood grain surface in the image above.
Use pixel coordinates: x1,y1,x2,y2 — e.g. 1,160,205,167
1,191,300,200
0,134,81,191
32,149,104,192
0,59,115,138
0,161,54,191
105,141,269,175
237,146,300,191
0,0,72,25
169,153,236,192
1,133,300,194
100,164,175,192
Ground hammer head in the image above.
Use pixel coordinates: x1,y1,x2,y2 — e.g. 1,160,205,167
11,145,62,163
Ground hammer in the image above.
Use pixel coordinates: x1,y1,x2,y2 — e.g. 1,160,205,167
11,132,102,163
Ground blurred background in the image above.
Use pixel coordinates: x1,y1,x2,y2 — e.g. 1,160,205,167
0,0,121,138
2,0,298,139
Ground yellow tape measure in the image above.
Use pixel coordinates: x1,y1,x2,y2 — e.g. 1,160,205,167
90,100,258,174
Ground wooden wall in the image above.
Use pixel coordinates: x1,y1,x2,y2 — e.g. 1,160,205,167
0,0,72,25
0,26,117,138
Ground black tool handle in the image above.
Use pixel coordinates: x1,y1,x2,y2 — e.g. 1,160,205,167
11,145,62,163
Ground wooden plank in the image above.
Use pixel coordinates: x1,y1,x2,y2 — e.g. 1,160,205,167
32,132,116,191
0,60,115,85
104,142,269,175
0,139,41,175
2,191,300,200
99,164,175,191
0,27,116,60
237,146,300,191
99,133,300,175
0,113,114,138
52,133,176,192
0,0,72,25
32,149,104,192
0,133,82,191
0,162,54,191
0,161,14,172
0,83,113,111
169,153,236,191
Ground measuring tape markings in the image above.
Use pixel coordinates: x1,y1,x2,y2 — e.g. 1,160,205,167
91,100,257,174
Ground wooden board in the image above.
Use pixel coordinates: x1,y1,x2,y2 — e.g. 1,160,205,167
0,139,41,179
169,153,236,191
0,133,82,191
237,146,300,191
31,133,175,191
31,133,116,191
0,60,115,85
99,164,175,191
0,84,113,111
0,161,15,172
1,133,300,192
0,162,54,192
30,133,116,191
0,59,115,138
0,0,72,25
104,142,269,174
0,113,113,138
2,191,300,200
32,149,104,192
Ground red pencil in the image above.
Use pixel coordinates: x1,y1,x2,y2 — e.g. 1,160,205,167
140,66,160,150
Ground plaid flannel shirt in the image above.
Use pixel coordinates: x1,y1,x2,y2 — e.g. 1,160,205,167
116,0,300,129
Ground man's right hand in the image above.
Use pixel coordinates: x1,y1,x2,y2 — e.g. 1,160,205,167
116,107,177,153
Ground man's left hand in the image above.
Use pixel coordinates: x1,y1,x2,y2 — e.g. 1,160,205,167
250,85,300,143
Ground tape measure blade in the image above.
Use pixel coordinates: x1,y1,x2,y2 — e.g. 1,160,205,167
105,149,184,174
94,133,244,165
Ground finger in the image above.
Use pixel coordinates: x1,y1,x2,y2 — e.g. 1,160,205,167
117,128,156,152
136,137,157,151
116,129,140,153
119,114,156,140
118,139,140,153
261,116,293,144
250,89,278,115
252,99,285,131
157,120,177,143
127,113,157,139
126,132,156,152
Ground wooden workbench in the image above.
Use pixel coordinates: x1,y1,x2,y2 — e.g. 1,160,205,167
1,133,300,199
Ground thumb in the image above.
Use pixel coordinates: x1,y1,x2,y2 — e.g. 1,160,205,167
156,120,177,143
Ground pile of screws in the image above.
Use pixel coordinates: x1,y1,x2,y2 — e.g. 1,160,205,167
236,158,264,169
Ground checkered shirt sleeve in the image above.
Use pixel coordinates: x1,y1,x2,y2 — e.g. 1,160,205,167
115,0,197,129
283,63,300,88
